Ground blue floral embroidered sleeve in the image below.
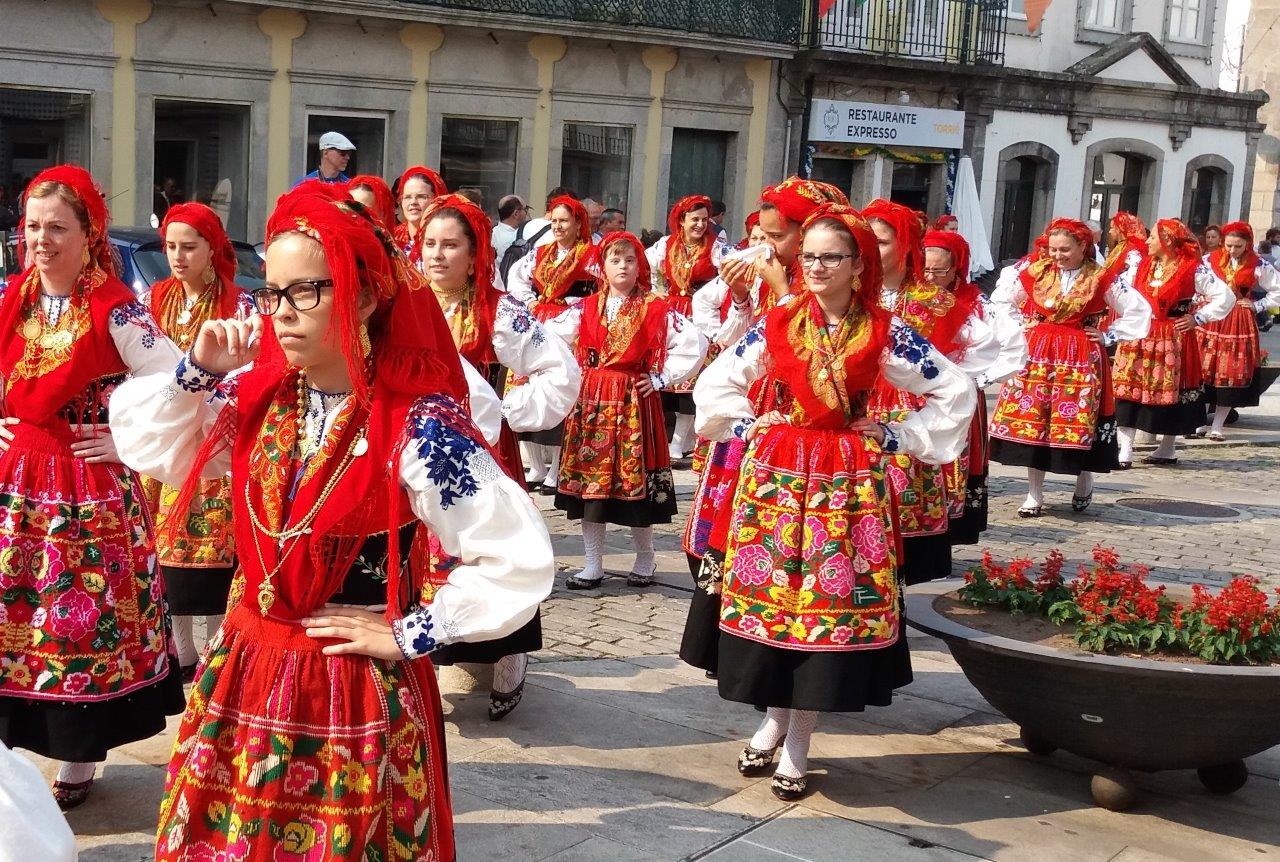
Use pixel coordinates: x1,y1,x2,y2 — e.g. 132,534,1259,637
734,320,766,358
393,608,438,660
888,320,940,380
407,394,502,510
110,299,166,349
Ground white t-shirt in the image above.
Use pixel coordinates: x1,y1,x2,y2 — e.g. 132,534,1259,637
492,222,519,260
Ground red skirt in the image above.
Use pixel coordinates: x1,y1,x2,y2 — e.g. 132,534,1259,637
1114,319,1202,406
155,603,454,862
682,437,748,560
1197,302,1261,390
558,368,668,501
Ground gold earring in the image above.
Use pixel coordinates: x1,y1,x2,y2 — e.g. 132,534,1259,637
81,247,90,266
359,323,372,357
203,266,216,287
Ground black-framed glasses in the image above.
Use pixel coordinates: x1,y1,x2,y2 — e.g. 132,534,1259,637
252,279,333,315
799,252,856,270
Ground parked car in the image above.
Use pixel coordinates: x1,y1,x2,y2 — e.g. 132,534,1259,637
3,226,265,296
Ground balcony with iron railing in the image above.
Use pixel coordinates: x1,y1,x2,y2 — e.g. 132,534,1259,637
802,0,1008,64
398,0,804,46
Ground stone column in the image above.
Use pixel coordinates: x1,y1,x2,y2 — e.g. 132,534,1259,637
400,24,444,169
527,35,567,207
742,58,773,222
94,0,151,225
640,46,677,230
258,8,307,204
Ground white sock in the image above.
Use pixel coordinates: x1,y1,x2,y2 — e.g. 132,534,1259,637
1074,471,1094,498
580,521,607,582
522,442,546,483
199,614,224,657
56,761,97,784
776,710,819,778
1154,434,1178,459
1023,468,1045,508
173,615,198,667
544,446,562,487
1117,426,1136,463
749,707,790,751
492,653,529,696
630,526,656,576
1211,405,1230,435
670,413,695,457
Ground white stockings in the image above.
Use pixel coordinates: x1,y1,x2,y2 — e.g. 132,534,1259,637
1023,468,1046,509
580,521,607,583
748,707,818,779
1153,433,1178,460
492,653,529,696
630,526,656,577
669,413,695,459
173,614,224,668
56,761,97,785
1117,426,1136,463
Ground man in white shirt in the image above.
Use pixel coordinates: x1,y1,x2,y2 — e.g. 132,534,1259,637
492,194,530,260
584,198,605,242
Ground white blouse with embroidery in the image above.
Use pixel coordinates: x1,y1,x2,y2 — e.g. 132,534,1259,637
691,275,764,349
108,356,554,661
506,244,590,311
694,317,977,467
990,254,1152,345
1199,254,1280,313
643,234,730,295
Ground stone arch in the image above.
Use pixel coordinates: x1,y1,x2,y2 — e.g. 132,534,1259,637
991,141,1060,263
1081,137,1165,225
1181,152,1234,231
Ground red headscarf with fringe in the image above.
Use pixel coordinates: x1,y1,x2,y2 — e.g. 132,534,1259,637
863,198,925,284
1134,218,1201,318
932,214,958,232
663,195,717,294
394,166,448,265
765,204,890,430
152,202,242,322
1211,221,1261,295
1101,211,1148,285
1043,217,1097,260
172,184,469,621
921,229,982,355
347,174,397,230
0,165,135,423
759,177,849,224
579,231,668,371
530,195,594,310
422,193,504,366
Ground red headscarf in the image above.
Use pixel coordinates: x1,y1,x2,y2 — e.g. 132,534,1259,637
394,167,448,265
20,165,114,275
546,195,590,241
579,231,668,372
759,177,849,224
591,230,653,293
863,198,924,283
922,229,983,351
766,203,890,429
1111,212,1147,246
153,202,241,320
744,210,760,236
528,195,594,316
1134,218,1201,315
932,214,958,232
1042,217,1097,261
1212,220,1261,295
173,183,469,620
421,193,503,365
662,195,717,294
347,174,397,229
396,166,447,201
1101,211,1147,285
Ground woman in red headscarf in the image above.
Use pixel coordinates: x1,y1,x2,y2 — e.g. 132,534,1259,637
418,193,579,719
347,174,396,229
0,166,187,809
644,196,729,459
392,165,447,269
695,204,975,800
506,194,597,491
932,213,959,233
680,179,846,677
110,187,553,861
1195,221,1280,439
921,229,1027,545
1114,219,1234,466
142,203,254,679
989,218,1151,515
551,232,706,589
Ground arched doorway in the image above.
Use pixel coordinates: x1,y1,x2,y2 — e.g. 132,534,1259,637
1081,138,1164,228
992,142,1059,263
1181,154,1233,233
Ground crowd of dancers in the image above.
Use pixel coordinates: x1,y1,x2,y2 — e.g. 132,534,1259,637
0,161,1277,861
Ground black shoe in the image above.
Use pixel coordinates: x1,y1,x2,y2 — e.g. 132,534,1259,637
52,778,93,811
488,681,525,722
1142,456,1179,466
1017,505,1044,518
704,670,718,680
565,575,603,590
770,772,809,801
737,739,784,777
1115,461,1132,471
180,663,198,685
1071,493,1093,513
538,484,557,496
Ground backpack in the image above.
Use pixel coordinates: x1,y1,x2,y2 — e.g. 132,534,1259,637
499,221,552,283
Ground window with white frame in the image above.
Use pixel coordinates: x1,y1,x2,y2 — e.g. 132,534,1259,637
1168,0,1204,42
1082,0,1123,30
1007,0,1026,17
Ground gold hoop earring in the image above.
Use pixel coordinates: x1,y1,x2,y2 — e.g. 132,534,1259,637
81,247,90,266
359,323,372,357
203,266,216,287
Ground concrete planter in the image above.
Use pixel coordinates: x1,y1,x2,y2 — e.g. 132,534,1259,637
906,581,1280,811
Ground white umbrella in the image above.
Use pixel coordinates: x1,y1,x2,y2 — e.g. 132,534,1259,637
952,156,994,278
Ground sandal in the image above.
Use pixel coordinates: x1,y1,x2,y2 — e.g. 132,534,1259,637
1142,456,1179,466
1071,493,1093,513
52,778,93,811
626,573,655,588
1017,505,1044,518
737,738,784,777
488,681,525,722
1207,432,1226,442
565,575,603,590
770,772,810,801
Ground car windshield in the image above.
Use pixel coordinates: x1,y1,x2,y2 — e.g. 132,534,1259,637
132,242,266,291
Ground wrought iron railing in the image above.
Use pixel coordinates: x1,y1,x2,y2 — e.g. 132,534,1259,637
803,0,1008,64
404,0,804,45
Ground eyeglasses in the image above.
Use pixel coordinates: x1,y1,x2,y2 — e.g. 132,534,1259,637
799,252,856,269
922,267,954,277
252,279,333,315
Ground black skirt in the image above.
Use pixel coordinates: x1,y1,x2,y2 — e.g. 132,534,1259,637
716,626,912,713
1116,389,1205,436
989,414,1119,476
430,612,543,665
946,477,988,547
555,467,677,527
0,653,186,762
1206,372,1265,409
661,391,696,418
899,533,954,586
518,422,565,447
678,551,721,672
163,564,236,616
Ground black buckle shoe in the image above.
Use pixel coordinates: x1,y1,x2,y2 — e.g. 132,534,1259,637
770,772,809,801
737,739,784,777
488,681,525,722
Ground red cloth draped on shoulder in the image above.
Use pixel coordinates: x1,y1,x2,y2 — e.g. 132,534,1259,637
662,194,718,292
152,202,242,321
422,193,503,367
171,183,468,621
347,174,397,230
863,198,925,284
1134,218,1201,318
1210,220,1261,295
922,228,982,355
1099,211,1147,286
766,204,890,431
0,165,135,424
394,166,448,265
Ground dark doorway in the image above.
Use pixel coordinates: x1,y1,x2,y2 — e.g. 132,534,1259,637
890,162,933,213
667,128,730,215
810,157,854,202
153,100,251,237
1089,152,1148,230
999,156,1039,261
1185,166,1227,234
